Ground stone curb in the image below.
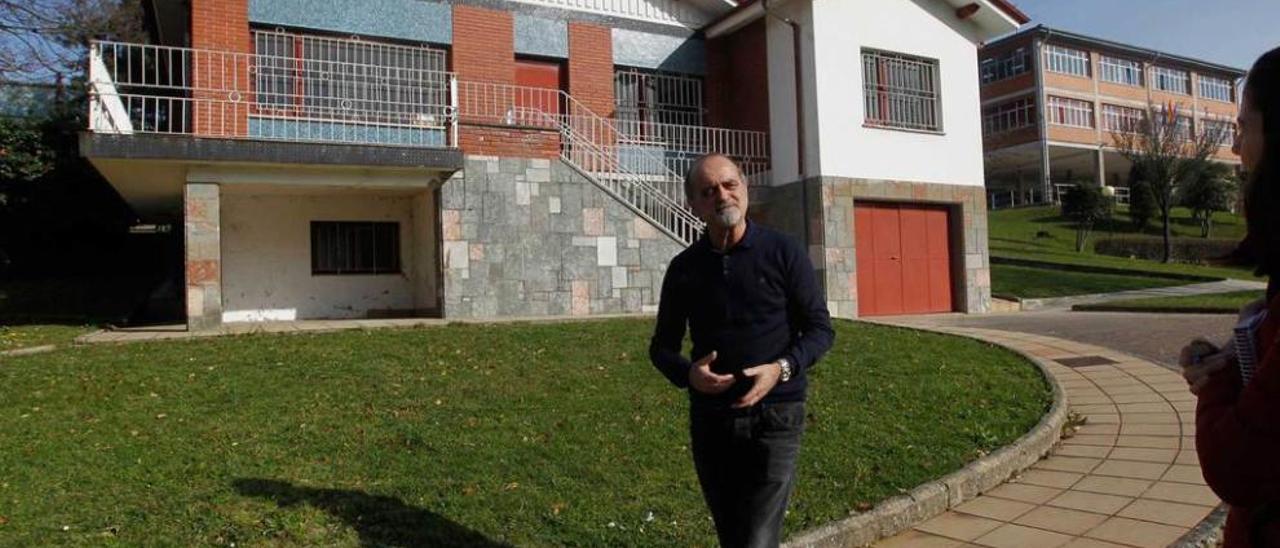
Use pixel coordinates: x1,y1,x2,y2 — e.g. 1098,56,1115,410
1172,503,1228,548
0,344,58,358
1071,304,1236,314
784,324,1068,548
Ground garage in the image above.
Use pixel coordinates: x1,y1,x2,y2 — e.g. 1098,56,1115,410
854,201,955,316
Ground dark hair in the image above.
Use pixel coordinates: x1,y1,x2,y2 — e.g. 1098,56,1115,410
1234,46,1280,281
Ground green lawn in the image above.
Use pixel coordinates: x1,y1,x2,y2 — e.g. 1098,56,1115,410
991,263,1191,300
989,205,1256,282
0,324,91,352
0,319,1050,546
1075,290,1265,313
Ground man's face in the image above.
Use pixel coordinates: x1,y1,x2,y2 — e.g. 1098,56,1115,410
689,156,749,230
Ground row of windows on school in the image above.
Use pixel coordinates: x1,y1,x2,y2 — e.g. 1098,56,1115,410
981,44,1236,103
982,94,1237,145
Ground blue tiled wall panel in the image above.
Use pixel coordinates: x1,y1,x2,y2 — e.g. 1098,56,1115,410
249,116,448,147
514,15,567,58
612,29,704,75
249,0,451,44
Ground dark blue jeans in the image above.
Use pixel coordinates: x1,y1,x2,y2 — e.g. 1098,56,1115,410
690,400,805,548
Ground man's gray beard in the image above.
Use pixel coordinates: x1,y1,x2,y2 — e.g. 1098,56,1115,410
714,206,742,227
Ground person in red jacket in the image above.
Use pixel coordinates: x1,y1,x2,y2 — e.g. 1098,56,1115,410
1182,46,1280,547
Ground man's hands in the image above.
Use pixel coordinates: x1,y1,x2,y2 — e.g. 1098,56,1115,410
1180,338,1233,395
688,352,786,407
733,361,782,409
689,351,735,394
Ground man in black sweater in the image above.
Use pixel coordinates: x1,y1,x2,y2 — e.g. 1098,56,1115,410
649,153,834,547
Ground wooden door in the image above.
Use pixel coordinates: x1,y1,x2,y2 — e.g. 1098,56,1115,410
514,59,563,125
855,201,954,316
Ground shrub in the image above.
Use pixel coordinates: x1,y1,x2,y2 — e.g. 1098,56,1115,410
1061,183,1112,252
1095,235,1239,264
1126,165,1158,232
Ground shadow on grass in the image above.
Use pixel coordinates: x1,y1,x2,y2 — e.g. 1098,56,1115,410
233,478,510,548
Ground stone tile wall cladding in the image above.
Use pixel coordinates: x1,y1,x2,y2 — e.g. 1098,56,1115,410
755,178,991,319
185,182,223,330
440,155,686,318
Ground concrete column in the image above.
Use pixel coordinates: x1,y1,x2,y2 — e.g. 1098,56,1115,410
184,182,222,331
1095,148,1107,187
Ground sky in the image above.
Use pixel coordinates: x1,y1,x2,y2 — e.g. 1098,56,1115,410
1008,0,1280,71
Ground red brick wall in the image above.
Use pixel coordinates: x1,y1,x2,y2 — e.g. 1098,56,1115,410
451,4,557,158
705,20,769,133
451,4,515,84
190,0,251,137
568,22,613,117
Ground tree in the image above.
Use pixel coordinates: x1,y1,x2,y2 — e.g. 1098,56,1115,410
1062,182,1113,252
1179,162,1238,238
1125,164,1157,232
1112,102,1228,262
0,0,145,83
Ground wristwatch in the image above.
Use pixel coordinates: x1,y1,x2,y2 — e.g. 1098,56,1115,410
777,358,793,383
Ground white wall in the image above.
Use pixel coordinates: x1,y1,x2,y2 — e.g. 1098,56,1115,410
805,0,987,187
221,191,434,322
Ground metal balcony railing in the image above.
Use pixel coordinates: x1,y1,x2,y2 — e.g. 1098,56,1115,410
88,40,458,147
87,39,772,246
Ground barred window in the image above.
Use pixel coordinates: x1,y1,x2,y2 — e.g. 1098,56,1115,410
1047,96,1094,128
980,47,1030,84
1044,45,1090,77
862,49,941,132
982,97,1035,135
1202,118,1235,146
1100,56,1143,86
613,68,704,127
1153,66,1190,94
1199,75,1234,102
253,30,450,126
311,221,401,275
1101,104,1144,133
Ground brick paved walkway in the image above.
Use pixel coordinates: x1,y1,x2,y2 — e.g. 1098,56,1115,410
872,321,1218,548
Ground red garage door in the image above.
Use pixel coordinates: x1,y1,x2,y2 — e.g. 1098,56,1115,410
854,201,954,316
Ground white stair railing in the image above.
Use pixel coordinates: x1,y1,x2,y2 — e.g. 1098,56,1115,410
456,80,706,245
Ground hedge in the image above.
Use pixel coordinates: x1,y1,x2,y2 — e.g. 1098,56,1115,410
1094,236,1239,264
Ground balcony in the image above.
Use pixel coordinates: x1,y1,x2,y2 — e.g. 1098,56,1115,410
85,38,770,244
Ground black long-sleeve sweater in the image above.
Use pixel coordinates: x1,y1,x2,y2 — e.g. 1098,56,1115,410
649,222,835,407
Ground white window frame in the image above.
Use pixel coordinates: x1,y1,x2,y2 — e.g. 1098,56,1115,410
861,48,942,132
1046,96,1094,128
1099,56,1143,87
1101,103,1143,134
982,97,1035,135
1153,66,1191,95
1199,75,1234,102
980,47,1030,84
1201,118,1236,146
1044,45,1090,77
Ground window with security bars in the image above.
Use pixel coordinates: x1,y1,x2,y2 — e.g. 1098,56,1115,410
980,47,1030,84
311,221,401,275
1044,45,1090,77
253,30,450,126
1201,118,1236,146
1199,75,1234,102
1100,56,1143,86
982,97,1035,135
1102,104,1144,133
1047,96,1094,128
1153,66,1190,94
862,49,941,132
613,68,704,130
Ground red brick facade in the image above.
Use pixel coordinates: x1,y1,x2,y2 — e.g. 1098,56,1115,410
567,22,614,118
190,0,251,137
451,4,557,158
705,20,769,133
